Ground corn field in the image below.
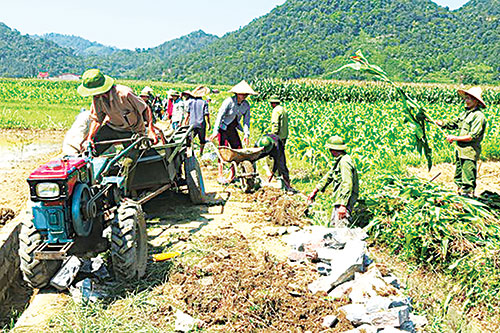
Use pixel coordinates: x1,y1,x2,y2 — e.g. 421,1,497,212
252,78,500,105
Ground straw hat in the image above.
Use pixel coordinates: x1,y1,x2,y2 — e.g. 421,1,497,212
77,69,114,97
229,80,258,95
458,87,486,108
190,85,211,98
325,136,347,151
167,89,180,98
140,86,154,97
182,90,193,97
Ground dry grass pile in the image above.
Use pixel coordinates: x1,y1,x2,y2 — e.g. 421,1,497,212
155,232,353,331
248,187,309,227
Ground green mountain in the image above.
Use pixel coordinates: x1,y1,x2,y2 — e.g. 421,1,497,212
36,33,118,57
0,0,498,84
0,23,84,77
153,0,498,84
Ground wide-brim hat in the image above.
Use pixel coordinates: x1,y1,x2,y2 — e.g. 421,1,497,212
229,80,258,95
167,89,181,98
256,135,274,154
458,86,486,108
325,135,347,151
268,95,281,103
140,86,154,97
77,69,114,97
191,85,211,98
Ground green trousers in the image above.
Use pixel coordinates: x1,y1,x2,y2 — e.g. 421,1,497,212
454,153,477,195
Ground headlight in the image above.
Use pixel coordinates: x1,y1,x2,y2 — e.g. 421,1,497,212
36,183,60,198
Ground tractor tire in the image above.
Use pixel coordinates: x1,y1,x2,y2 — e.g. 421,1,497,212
19,210,62,289
111,201,147,281
240,161,256,193
185,156,205,204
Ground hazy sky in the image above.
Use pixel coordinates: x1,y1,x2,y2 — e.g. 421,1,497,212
0,0,471,50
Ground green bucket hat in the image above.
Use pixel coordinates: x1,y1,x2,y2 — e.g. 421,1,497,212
77,69,115,97
325,135,347,151
255,135,274,154
268,95,281,103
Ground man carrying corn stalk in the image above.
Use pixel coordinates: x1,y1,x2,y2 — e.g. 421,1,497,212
435,87,487,197
307,136,359,227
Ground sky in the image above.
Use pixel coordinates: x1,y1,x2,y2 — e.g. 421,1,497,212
0,0,471,50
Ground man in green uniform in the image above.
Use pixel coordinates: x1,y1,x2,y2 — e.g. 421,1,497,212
255,133,295,192
264,95,289,183
269,95,289,145
435,87,487,197
307,136,359,227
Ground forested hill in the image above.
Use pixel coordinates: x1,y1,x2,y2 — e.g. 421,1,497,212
35,33,119,57
148,0,498,84
0,0,498,84
0,23,84,77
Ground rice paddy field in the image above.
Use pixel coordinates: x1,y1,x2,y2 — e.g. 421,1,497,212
2,77,500,330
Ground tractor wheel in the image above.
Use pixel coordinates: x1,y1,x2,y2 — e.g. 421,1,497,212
19,209,61,289
240,161,256,193
184,156,205,204
111,201,147,280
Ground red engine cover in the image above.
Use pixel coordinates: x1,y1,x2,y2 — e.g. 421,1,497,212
29,157,88,180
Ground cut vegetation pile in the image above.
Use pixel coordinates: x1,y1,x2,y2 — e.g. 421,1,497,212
248,188,309,227
365,174,500,321
157,232,353,331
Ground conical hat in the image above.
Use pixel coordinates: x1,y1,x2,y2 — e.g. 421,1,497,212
229,80,258,95
140,86,154,96
458,86,486,108
191,85,211,98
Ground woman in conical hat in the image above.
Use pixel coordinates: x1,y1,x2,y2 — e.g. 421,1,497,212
208,80,258,184
435,86,487,197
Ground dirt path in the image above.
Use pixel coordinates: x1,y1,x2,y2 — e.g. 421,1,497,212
11,168,310,331
409,161,500,194
0,129,64,216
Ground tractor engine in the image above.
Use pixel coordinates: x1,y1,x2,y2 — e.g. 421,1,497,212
27,156,96,244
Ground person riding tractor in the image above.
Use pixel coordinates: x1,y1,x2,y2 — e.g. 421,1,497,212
78,69,160,155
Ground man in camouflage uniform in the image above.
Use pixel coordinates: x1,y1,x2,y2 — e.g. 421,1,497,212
307,136,359,227
436,87,487,197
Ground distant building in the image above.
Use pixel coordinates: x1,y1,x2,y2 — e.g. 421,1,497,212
53,73,81,81
37,72,49,79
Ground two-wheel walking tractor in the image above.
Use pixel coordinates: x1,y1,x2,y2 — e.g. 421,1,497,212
19,126,205,288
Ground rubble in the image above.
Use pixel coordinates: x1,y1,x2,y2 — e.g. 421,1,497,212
174,310,202,332
284,224,427,331
322,314,338,328
0,207,15,225
80,256,110,280
70,278,110,303
50,256,82,290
